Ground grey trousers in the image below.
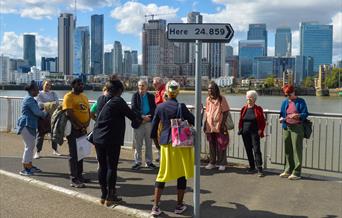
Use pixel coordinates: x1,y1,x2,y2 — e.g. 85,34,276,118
133,122,153,164
21,127,36,164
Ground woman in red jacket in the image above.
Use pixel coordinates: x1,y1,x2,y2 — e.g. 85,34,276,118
238,90,266,177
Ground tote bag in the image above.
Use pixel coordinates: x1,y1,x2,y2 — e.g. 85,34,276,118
171,104,194,148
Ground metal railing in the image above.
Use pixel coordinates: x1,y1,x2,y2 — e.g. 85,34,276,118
1,96,341,175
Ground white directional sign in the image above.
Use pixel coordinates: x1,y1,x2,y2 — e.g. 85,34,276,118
167,23,234,42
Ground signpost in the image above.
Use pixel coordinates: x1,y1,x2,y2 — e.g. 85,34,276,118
167,21,234,218
167,23,234,42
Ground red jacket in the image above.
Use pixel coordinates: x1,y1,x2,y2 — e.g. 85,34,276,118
155,84,166,105
238,104,266,138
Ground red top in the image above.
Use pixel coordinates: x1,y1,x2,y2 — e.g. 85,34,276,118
238,104,266,138
155,84,166,105
286,101,301,125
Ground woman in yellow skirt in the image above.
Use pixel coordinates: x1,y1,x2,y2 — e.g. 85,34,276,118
150,80,195,216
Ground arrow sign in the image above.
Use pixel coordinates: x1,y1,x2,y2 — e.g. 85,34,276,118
167,23,234,42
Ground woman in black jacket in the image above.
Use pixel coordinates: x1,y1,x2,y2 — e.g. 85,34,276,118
92,80,142,206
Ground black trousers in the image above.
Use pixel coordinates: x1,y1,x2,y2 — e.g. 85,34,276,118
155,176,187,190
36,131,57,152
242,132,263,169
66,129,84,181
95,144,121,196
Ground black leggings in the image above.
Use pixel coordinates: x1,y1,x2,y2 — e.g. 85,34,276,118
95,144,121,190
155,176,187,190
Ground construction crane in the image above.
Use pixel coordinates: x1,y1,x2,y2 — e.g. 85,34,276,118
144,13,176,22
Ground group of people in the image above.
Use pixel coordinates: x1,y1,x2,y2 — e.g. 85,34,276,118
16,76,308,216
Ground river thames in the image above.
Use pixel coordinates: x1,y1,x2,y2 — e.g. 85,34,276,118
0,90,341,113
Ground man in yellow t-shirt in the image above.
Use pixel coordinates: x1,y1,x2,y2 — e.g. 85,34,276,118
62,78,90,188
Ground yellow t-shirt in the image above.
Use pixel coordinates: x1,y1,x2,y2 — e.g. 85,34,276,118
62,92,90,124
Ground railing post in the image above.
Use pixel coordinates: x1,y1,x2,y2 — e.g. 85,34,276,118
6,98,12,132
263,111,268,170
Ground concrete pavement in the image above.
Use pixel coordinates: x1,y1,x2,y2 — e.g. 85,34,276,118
0,132,341,218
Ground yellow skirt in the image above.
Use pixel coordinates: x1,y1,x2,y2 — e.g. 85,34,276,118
156,143,194,183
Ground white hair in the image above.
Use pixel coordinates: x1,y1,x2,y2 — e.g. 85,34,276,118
138,79,147,86
153,77,164,84
246,90,258,101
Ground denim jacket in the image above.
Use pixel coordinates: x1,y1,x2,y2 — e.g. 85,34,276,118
280,97,309,129
17,95,47,135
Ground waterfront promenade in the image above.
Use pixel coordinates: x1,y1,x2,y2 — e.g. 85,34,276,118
1,132,341,218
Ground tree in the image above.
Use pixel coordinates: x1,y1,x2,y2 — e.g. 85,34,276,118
302,76,314,88
264,75,275,88
325,68,342,88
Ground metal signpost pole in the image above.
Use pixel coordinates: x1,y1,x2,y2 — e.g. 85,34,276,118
193,15,202,218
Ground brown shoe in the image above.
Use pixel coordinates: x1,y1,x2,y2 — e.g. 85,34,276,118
99,199,105,205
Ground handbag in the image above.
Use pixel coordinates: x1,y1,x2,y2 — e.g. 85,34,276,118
303,119,313,139
225,111,234,130
171,103,194,148
86,98,112,144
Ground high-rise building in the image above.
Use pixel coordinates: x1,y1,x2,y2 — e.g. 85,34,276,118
0,55,10,84
274,57,296,78
247,24,267,56
226,55,239,78
142,19,167,76
225,45,233,59
123,50,132,75
91,14,104,75
58,13,75,75
238,40,265,78
187,12,203,64
104,52,113,75
208,43,226,79
23,34,36,67
74,26,90,75
174,42,188,64
300,22,333,72
295,55,314,85
253,57,275,79
131,50,138,64
41,57,58,73
112,41,123,75
275,27,292,57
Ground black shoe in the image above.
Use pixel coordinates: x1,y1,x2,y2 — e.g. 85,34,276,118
70,179,85,188
246,168,257,173
258,170,265,177
146,162,158,170
79,177,91,183
105,195,122,206
131,163,141,170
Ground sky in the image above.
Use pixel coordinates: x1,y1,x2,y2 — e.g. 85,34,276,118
0,0,341,68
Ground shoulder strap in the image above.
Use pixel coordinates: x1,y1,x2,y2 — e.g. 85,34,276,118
97,98,112,121
176,103,183,120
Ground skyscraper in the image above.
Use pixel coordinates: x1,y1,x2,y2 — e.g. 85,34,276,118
0,55,10,84
142,19,167,76
239,40,265,78
275,27,292,57
91,14,104,75
104,52,113,75
300,22,333,72
225,45,233,58
208,43,225,79
41,57,58,73
123,50,132,74
74,26,90,75
253,57,274,79
295,55,313,85
58,13,75,75
112,41,123,75
23,34,36,67
247,24,267,56
131,50,138,65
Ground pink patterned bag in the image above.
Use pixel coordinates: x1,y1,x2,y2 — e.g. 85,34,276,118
171,104,194,148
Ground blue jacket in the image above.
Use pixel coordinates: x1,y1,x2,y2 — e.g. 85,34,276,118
151,99,194,145
280,97,308,129
17,95,47,135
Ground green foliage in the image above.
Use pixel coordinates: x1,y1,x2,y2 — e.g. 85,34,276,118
264,75,275,88
325,68,342,88
302,76,314,88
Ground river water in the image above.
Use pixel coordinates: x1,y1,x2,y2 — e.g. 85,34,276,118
1,90,341,113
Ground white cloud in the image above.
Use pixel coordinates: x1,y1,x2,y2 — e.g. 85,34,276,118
331,12,342,43
110,1,179,35
0,32,57,67
104,43,113,52
138,54,142,65
292,30,300,56
1,0,118,19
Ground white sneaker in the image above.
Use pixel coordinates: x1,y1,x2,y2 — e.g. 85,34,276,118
53,150,62,156
288,174,301,180
218,165,226,171
205,163,215,170
34,152,40,159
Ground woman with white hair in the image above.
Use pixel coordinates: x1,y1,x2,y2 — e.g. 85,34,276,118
238,90,266,177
